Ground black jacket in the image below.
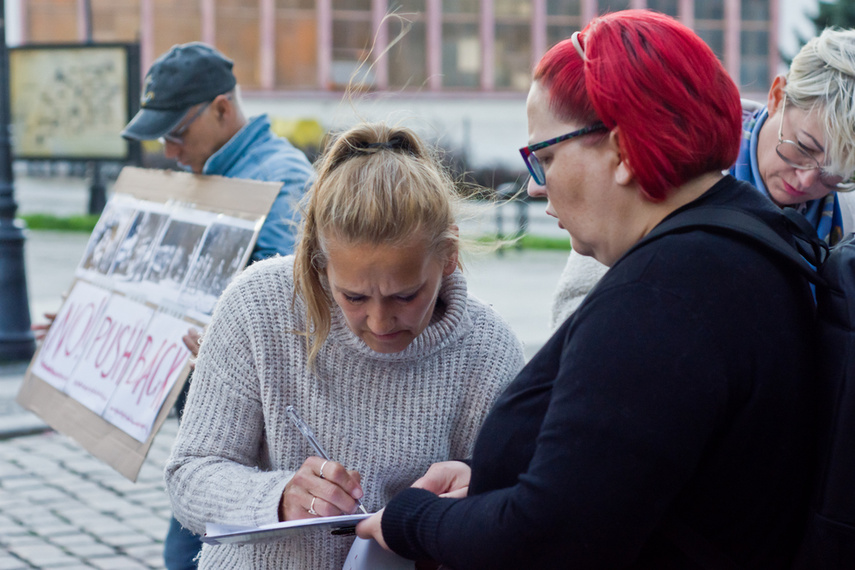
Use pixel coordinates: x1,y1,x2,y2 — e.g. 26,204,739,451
383,176,816,569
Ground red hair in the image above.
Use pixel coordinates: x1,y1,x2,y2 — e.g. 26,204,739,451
534,10,742,201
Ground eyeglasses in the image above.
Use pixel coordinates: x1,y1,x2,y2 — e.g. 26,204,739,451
776,97,855,191
158,101,211,146
519,123,607,185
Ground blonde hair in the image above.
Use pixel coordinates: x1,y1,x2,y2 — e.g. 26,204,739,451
786,27,855,182
293,122,461,365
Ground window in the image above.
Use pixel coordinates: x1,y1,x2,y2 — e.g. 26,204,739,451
547,0,582,48
740,29,769,90
389,18,429,88
598,0,630,14
695,0,724,20
275,0,318,89
741,0,769,21
647,0,679,17
495,22,532,90
695,26,724,60
442,21,480,88
331,2,374,88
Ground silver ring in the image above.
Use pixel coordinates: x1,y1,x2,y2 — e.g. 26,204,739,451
308,497,319,516
319,460,328,480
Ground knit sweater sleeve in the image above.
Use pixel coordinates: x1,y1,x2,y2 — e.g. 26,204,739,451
550,249,609,329
164,263,295,534
448,297,525,460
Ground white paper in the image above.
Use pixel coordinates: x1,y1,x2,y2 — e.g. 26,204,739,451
140,207,219,307
34,280,111,391
203,513,373,546
102,311,191,442
64,294,154,416
342,538,415,570
77,195,138,279
109,200,171,295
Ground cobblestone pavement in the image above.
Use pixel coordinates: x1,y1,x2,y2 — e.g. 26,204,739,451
0,421,176,569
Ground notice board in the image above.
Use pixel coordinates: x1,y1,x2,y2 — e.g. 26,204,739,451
9,43,140,162
17,167,282,481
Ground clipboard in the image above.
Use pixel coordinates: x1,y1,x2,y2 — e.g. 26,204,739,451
202,513,373,545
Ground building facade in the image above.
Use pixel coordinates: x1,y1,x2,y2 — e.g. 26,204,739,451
19,0,778,99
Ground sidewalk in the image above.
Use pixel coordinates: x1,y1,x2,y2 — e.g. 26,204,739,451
0,173,571,569
0,418,177,569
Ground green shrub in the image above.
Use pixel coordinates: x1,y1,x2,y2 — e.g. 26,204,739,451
19,214,100,233
476,234,571,251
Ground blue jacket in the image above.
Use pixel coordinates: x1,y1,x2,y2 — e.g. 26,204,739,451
203,114,314,261
731,106,844,245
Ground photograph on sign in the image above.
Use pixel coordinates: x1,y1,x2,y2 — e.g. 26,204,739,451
178,215,258,316
109,200,171,290
77,195,139,278
33,280,111,391
141,207,219,306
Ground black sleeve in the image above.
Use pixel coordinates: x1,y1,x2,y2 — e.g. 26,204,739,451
382,280,732,569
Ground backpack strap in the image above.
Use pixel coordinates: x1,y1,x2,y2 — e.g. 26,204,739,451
634,205,824,566
627,205,826,288
781,208,832,267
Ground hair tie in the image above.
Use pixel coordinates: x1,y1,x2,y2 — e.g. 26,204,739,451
365,141,397,150
349,141,394,157
571,31,588,62
352,136,413,155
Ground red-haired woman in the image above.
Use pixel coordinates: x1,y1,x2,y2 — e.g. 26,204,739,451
358,10,816,568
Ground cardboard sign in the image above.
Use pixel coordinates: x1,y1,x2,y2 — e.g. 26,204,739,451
36,280,112,390
102,311,192,443
64,292,155,416
18,167,282,481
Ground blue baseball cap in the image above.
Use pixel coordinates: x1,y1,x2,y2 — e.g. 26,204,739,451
121,42,237,141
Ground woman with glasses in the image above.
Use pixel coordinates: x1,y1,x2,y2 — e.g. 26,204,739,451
552,29,855,328
356,10,816,568
549,28,855,329
733,26,855,246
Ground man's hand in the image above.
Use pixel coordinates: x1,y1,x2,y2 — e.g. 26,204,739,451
182,328,202,369
31,312,57,342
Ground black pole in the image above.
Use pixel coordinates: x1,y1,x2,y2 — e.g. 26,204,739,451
82,0,106,215
88,161,106,214
0,0,35,361
83,0,93,41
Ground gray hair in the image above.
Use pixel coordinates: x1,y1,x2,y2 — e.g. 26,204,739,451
786,27,855,182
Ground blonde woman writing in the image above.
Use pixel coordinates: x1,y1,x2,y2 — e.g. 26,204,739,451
164,122,524,569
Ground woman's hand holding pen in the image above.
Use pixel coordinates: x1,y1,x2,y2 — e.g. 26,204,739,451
279,456,365,521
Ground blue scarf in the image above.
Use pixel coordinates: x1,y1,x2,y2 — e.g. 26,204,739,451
731,107,844,246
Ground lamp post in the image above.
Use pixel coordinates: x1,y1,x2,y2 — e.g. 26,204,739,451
82,0,106,215
0,0,35,361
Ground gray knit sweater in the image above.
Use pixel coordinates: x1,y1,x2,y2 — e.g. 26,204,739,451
164,255,524,569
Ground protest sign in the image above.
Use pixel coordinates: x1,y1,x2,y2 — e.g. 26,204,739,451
17,167,282,481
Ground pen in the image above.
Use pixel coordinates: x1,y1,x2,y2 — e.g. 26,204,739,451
286,405,369,515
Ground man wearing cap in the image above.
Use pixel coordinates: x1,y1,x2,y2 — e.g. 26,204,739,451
122,41,313,261
122,42,313,570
